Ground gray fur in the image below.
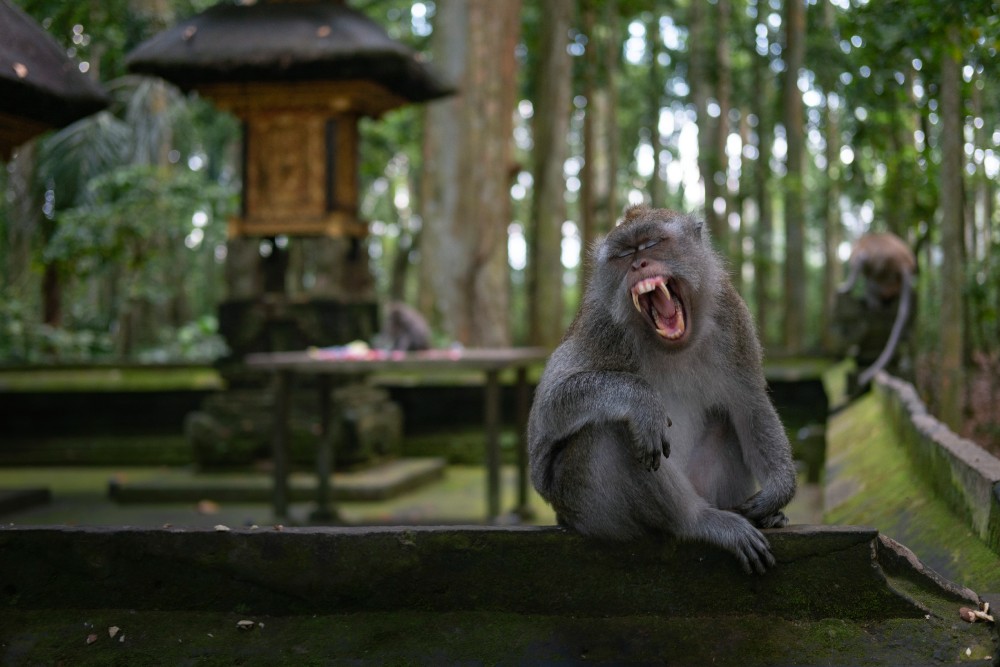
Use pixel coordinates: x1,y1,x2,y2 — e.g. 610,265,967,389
528,205,797,574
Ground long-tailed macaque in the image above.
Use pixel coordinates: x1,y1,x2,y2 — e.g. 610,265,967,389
383,301,432,351
837,232,916,386
528,205,797,574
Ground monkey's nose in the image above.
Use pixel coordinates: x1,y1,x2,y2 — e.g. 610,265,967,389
632,258,649,270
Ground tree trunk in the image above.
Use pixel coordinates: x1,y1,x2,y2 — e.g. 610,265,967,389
580,1,598,289
714,0,732,256
528,0,574,348
419,0,466,331
647,13,664,207
5,142,39,296
820,0,843,354
603,0,620,223
580,0,618,288
781,0,807,353
420,0,521,346
688,0,721,243
753,50,775,348
938,25,966,430
820,96,842,353
734,111,750,296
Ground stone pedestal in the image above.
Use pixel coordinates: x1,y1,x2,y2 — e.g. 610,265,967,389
185,236,401,470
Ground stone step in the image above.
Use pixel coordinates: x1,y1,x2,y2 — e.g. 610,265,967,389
109,457,446,504
0,525,994,665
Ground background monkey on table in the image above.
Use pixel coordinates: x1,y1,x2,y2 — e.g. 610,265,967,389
837,232,916,387
382,301,432,351
528,205,796,574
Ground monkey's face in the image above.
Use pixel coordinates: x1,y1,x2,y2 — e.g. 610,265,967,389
596,211,708,350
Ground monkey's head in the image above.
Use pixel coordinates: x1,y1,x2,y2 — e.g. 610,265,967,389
589,205,722,351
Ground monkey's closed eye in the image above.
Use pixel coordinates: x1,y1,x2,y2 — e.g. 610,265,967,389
614,239,662,259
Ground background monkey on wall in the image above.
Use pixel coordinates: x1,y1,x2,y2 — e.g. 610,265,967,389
528,205,797,574
835,232,917,387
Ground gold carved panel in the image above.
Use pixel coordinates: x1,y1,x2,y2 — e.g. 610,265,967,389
246,112,326,220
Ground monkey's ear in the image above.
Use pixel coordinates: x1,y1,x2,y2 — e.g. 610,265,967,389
687,215,705,241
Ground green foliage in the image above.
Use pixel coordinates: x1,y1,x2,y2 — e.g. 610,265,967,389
46,165,224,280
3,0,999,379
137,314,229,363
0,290,113,363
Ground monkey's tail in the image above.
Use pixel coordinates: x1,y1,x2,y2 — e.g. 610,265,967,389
857,271,912,387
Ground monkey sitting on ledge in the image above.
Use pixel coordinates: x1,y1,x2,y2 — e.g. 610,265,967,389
836,232,916,388
528,205,797,575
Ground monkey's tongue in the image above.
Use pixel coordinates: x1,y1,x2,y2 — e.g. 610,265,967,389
650,283,686,340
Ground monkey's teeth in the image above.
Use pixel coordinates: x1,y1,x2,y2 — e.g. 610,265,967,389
658,282,672,300
635,279,658,294
632,292,642,312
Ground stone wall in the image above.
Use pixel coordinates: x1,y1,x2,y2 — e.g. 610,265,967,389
875,372,1000,555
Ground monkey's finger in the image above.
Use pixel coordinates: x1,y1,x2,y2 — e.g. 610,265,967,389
743,531,774,575
745,544,774,575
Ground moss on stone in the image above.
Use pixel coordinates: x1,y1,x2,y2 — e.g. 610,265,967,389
826,394,1000,592
2,608,994,666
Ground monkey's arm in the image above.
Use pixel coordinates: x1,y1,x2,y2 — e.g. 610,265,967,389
530,371,671,472
838,255,863,293
730,394,797,526
717,317,797,527
857,269,912,386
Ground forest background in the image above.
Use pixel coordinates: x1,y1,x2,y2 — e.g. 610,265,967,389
1,0,998,451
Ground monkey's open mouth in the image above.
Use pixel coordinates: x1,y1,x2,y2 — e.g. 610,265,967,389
631,276,687,341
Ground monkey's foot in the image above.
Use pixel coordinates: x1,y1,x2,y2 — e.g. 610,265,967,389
697,509,775,575
755,511,789,529
735,492,792,529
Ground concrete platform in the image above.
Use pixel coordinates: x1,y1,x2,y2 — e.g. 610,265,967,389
109,457,447,504
0,524,996,665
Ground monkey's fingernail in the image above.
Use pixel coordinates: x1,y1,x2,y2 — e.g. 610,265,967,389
666,416,672,427
632,292,642,313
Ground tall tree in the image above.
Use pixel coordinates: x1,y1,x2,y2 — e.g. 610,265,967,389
602,0,620,226
781,0,807,353
688,0,722,243
752,20,775,348
419,0,522,346
579,0,619,288
819,0,843,353
647,13,665,207
579,0,598,289
938,23,965,430
713,0,732,257
528,0,574,348
418,0,465,327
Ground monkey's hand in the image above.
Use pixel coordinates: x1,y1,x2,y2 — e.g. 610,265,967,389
735,491,789,528
625,410,671,472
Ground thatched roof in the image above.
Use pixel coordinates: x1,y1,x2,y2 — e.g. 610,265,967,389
0,0,109,129
125,0,453,104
